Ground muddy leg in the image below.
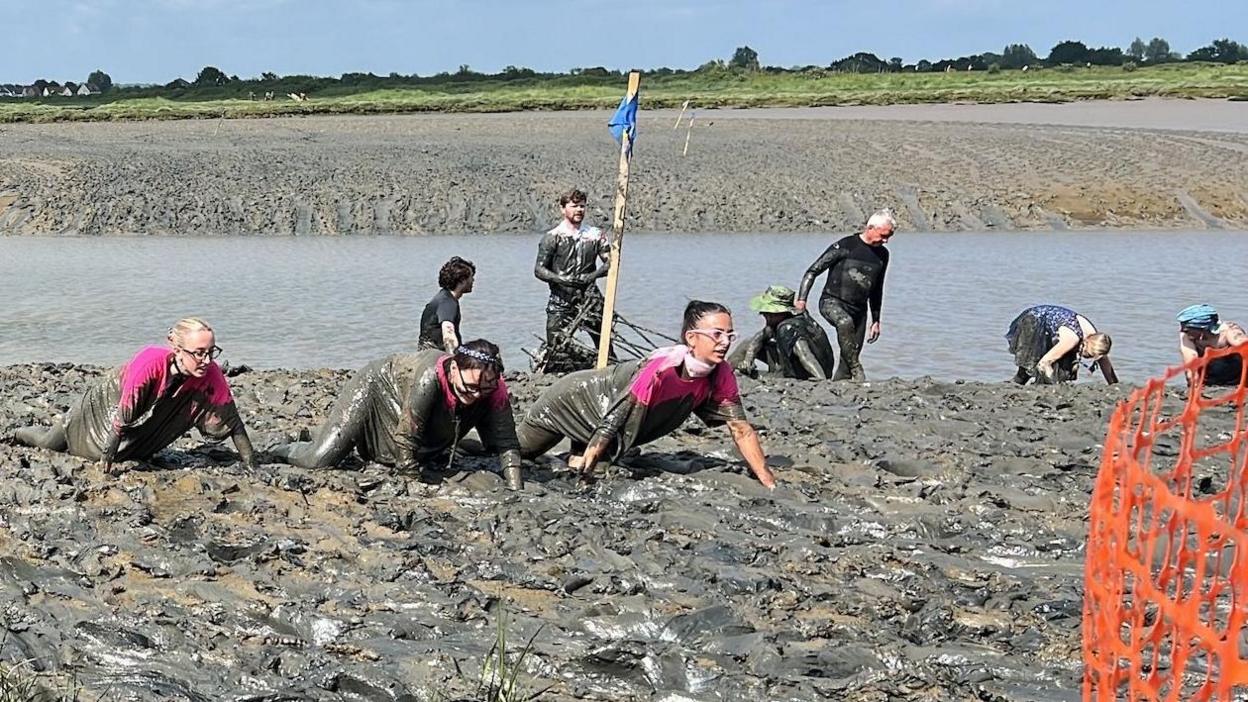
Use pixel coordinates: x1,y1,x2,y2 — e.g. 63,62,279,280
14,423,68,451
820,301,866,381
1012,366,1032,385
516,421,564,460
271,375,373,469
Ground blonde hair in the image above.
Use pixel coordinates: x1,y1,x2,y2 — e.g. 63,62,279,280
168,317,214,345
1083,332,1112,358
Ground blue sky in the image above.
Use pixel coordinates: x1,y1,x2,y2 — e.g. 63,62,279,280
3,0,1245,84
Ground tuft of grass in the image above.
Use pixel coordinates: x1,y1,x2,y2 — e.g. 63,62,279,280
0,661,83,702
1,62,1246,124
429,608,551,702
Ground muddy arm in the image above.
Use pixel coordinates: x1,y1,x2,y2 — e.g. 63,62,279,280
793,338,829,380
796,243,846,304
733,329,769,375
230,425,257,468
395,374,441,469
580,395,641,471
590,238,612,280
869,255,888,322
475,403,523,469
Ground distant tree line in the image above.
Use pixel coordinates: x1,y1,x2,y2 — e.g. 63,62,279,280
5,37,1246,102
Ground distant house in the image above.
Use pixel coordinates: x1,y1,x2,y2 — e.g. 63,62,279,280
77,84,97,96
59,86,74,97
22,86,38,98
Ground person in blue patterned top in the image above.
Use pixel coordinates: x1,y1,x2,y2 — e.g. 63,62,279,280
1006,305,1117,384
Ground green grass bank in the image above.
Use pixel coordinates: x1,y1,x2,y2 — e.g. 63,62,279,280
2,62,1246,124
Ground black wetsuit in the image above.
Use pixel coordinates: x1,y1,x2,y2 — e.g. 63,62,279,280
418,288,461,351
733,314,837,380
534,222,610,359
797,234,889,381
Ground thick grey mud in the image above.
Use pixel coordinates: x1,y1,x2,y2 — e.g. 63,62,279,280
2,112,1248,235
1,363,1149,700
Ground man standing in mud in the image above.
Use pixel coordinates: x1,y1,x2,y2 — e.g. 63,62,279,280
534,188,611,364
795,209,895,381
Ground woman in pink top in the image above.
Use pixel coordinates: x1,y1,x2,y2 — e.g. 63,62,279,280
14,318,255,475
517,300,776,489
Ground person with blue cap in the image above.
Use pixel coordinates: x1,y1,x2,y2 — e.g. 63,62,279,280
1177,304,1246,387
731,285,836,380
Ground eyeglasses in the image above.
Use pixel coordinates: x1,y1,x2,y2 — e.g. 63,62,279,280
688,328,738,345
456,365,498,397
181,345,222,361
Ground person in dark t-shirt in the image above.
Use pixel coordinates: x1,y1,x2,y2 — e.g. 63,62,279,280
795,210,895,381
419,257,475,352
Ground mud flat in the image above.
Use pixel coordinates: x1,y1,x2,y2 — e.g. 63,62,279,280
1,101,1247,235
3,362,1206,700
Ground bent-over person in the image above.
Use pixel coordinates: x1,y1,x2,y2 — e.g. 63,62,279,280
732,285,836,380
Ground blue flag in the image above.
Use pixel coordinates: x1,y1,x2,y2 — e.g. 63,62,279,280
608,91,638,154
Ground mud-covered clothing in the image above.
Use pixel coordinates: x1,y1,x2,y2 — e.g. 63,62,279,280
1006,305,1088,383
535,221,611,315
418,288,462,351
14,346,246,461
798,235,889,321
271,350,521,473
821,300,868,381
735,314,836,380
535,221,611,353
517,354,747,459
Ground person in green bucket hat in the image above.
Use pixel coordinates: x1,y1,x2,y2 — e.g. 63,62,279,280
730,285,837,380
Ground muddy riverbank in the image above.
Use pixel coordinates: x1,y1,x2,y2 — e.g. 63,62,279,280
1,101,1247,235
0,361,1167,700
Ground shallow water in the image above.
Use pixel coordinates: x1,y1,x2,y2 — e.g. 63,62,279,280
1,231,1244,381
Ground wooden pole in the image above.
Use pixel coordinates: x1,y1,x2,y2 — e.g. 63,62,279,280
596,70,640,369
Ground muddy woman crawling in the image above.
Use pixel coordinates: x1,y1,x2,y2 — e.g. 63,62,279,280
269,340,524,489
516,300,778,489
13,317,257,475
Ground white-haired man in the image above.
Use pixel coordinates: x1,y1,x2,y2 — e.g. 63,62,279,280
794,210,895,381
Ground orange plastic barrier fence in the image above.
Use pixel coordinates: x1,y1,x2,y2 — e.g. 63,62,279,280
1084,345,1248,701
